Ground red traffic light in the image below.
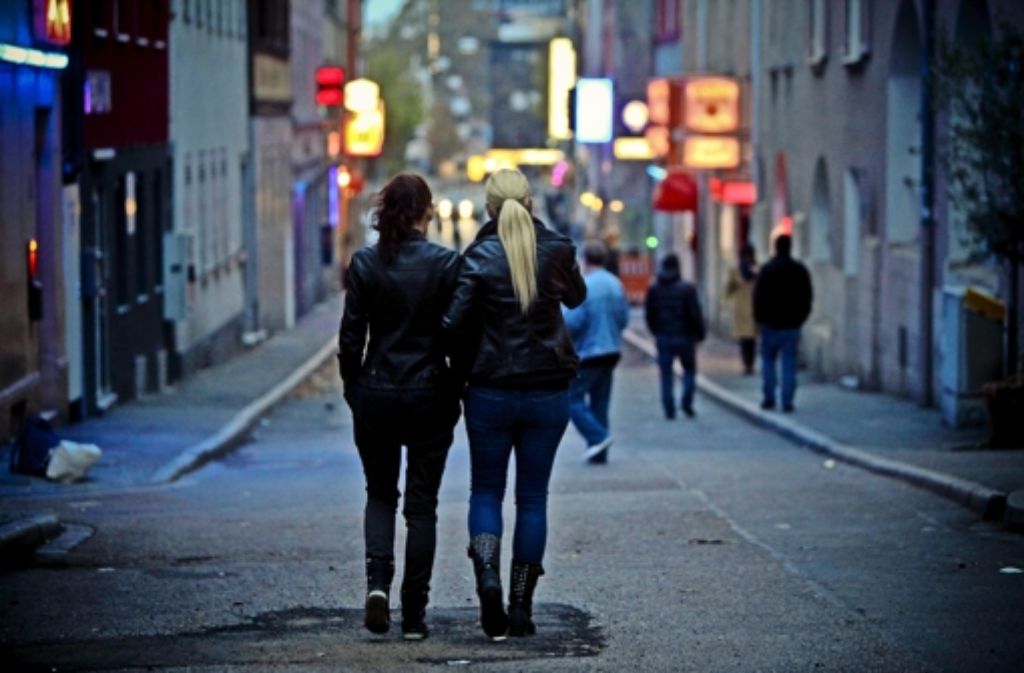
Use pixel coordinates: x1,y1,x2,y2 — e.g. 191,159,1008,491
316,66,345,107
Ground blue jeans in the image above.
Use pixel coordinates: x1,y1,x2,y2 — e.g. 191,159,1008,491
569,362,615,446
760,327,801,406
656,335,696,416
465,385,570,564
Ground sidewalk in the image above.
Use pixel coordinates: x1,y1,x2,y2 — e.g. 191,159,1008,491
0,295,342,500
625,311,1024,523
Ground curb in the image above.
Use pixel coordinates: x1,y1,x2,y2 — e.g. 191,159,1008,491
1006,490,1024,531
150,335,338,484
623,328,1008,521
0,513,61,557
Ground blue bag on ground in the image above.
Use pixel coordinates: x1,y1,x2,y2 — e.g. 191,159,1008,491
9,416,59,476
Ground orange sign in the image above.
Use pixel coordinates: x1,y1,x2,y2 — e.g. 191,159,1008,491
683,136,741,170
684,77,740,133
35,0,72,45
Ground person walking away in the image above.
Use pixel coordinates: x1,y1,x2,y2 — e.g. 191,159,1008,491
725,243,759,375
339,174,461,640
563,240,629,464
442,168,586,641
753,234,813,412
644,253,705,419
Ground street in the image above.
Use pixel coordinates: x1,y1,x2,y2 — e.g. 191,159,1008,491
2,347,1022,672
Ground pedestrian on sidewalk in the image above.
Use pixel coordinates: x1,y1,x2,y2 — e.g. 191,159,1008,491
442,168,586,641
644,253,706,419
724,243,759,375
563,240,629,465
339,174,462,640
753,234,813,412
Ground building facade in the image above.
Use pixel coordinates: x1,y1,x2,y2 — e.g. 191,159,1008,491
169,0,251,374
0,0,72,439
69,1,172,414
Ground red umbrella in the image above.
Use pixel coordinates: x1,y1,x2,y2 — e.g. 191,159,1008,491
653,170,698,212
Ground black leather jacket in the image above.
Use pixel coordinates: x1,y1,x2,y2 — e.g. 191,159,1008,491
339,232,461,395
441,219,587,389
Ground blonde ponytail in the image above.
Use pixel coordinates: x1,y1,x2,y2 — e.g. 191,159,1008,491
486,170,537,313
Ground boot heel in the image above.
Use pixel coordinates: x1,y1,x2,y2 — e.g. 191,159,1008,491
364,589,390,634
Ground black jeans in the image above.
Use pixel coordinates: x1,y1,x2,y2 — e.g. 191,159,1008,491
352,387,458,596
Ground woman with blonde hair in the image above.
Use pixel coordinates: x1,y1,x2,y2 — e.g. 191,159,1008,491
442,168,586,640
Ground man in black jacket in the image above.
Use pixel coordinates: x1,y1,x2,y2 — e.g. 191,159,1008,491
644,254,705,419
753,234,813,412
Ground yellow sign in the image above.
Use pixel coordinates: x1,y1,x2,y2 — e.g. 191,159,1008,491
683,136,741,169
344,78,380,114
345,101,385,157
548,38,576,140
644,126,670,158
486,148,564,167
466,155,488,182
614,137,657,161
684,77,740,133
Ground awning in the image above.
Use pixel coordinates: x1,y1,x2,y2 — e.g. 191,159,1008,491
653,170,698,212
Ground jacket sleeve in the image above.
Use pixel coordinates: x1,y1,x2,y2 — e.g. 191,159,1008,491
614,279,630,333
644,286,659,335
339,251,370,391
559,245,587,309
441,246,484,337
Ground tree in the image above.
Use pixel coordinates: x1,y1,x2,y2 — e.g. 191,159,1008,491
934,25,1024,374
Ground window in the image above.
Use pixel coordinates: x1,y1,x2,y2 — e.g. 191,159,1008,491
115,174,132,307
134,172,149,299
196,0,203,28
654,0,681,43
842,0,870,65
116,0,136,41
182,0,191,24
807,0,827,69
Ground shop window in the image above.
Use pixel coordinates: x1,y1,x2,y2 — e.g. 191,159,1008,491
843,0,871,65
807,0,828,70
115,174,131,308
134,173,149,300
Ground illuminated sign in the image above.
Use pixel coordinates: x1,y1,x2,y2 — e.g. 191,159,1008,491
621,100,649,134
683,136,741,169
345,101,385,157
709,178,757,205
0,42,68,69
575,78,614,144
684,77,740,133
548,37,576,140
485,148,564,167
34,0,72,46
647,78,682,127
254,54,291,103
344,79,380,114
315,66,345,107
614,137,657,161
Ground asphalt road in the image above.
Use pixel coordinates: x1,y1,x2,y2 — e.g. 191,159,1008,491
2,347,1023,672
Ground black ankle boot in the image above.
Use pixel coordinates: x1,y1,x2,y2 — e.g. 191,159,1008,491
364,557,394,634
467,533,508,641
400,587,429,640
507,560,544,636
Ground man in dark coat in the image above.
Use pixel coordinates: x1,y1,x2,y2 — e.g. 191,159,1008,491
644,254,705,419
753,234,813,412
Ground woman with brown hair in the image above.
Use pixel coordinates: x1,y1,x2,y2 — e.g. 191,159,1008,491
339,173,460,640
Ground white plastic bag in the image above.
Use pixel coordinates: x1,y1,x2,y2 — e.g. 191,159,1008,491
46,440,102,483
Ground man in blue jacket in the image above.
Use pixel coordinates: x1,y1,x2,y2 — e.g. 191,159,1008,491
563,240,630,464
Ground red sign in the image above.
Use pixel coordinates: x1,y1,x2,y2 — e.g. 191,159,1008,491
709,178,757,205
316,66,345,107
34,0,72,46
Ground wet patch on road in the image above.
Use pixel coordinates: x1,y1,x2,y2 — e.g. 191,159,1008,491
2,602,604,670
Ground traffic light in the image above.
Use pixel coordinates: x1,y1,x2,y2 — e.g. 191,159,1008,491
316,66,345,107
